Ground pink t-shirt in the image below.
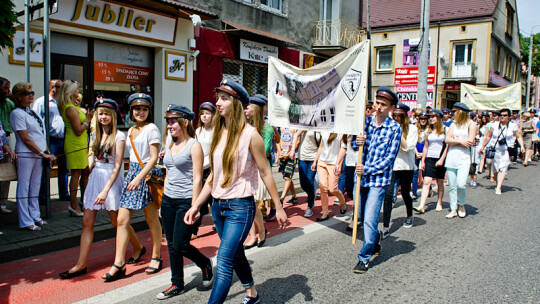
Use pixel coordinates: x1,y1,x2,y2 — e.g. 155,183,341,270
211,124,259,199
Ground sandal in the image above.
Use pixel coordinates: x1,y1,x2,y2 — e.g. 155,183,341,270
146,258,162,274
21,225,41,231
413,206,425,214
102,263,126,282
126,246,146,264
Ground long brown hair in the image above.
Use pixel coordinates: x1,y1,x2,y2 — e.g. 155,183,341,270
209,95,247,188
395,114,410,139
165,117,196,149
246,104,265,135
417,115,429,137
197,109,215,129
327,133,338,145
91,107,117,157
428,116,445,135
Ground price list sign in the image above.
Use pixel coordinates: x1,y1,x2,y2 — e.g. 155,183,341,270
94,61,153,85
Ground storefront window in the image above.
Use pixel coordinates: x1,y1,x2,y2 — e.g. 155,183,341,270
223,58,267,96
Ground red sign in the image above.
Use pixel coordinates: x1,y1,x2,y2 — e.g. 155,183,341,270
94,61,153,85
394,66,435,85
444,83,461,90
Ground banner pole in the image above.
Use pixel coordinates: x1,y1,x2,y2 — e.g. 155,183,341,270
351,143,364,244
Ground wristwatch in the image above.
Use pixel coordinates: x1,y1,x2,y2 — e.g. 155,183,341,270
39,150,45,156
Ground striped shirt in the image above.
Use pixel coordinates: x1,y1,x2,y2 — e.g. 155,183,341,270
361,116,402,187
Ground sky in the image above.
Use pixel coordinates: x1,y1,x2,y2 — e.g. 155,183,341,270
517,0,539,35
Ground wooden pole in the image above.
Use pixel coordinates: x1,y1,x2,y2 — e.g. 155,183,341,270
351,142,364,244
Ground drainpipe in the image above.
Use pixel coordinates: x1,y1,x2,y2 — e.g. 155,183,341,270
435,21,440,108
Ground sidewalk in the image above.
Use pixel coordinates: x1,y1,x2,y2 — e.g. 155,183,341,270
0,165,302,262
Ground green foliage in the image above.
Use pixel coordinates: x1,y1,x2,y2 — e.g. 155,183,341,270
520,32,540,76
0,0,19,53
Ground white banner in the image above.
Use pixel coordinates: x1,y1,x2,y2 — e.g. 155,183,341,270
268,41,369,135
461,83,521,110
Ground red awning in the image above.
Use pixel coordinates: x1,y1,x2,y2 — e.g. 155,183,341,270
222,20,299,45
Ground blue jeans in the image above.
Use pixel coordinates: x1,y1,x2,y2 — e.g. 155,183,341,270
357,185,386,263
39,138,69,201
209,197,256,304
446,166,469,210
298,160,317,209
161,195,210,287
412,158,422,197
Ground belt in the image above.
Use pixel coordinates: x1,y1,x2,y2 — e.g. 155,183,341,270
214,197,254,203
50,136,64,140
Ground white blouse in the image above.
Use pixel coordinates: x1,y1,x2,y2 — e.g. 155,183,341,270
126,123,161,163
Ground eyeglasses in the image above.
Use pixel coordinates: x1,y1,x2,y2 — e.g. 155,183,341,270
23,91,35,96
366,106,373,110
419,118,428,120
500,114,509,117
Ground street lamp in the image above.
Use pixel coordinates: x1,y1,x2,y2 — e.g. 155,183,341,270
526,25,540,109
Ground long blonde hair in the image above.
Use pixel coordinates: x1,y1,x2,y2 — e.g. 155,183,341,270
428,116,445,135
91,107,117,158
454,109,469,126
165,117,196,149
209,95,247,188
395,114,410,139
247,104,265,135
57,80,79,113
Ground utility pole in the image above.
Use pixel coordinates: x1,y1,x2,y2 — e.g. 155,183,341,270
526,33,534,109
417,0,430,110
366,0,372,101
43,0,51,218
24,0,30,81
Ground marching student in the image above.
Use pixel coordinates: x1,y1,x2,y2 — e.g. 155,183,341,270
185,80,287,304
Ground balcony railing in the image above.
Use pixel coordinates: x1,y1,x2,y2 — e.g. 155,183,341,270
313,19,365,49
444,62,477,80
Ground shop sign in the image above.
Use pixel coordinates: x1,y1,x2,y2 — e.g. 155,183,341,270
50,0,177,44
394,66,435,85
444,83,461,91
488,71,511,87
446,91,458,100
239,39,278,64
165,51,187,81
9,29,43,66
397,85,434,109
396,85,434,93
94,61,152,85
95,40,152,68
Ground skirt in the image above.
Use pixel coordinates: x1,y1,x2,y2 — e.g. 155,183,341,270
119,162,163,210
83,162,123,211
254,171,271,201
424,157,446,179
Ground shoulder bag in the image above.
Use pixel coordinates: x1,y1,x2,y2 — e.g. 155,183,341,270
485,123,504,159
129,134,164,208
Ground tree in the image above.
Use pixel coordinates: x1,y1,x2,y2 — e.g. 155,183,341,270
0,0,19,53
520,32,540,76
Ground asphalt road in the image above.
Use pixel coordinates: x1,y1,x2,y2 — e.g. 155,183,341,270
79,163,539,304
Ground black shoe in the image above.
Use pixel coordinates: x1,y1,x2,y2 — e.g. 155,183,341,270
353,261,369,274
257,229,268,247
156,285,185,300
266,208,276,221
59,267,87,279
241,294,260,304
286,197,299,204
201,263,214,288
146,257,163,274
373,230,382,255
102,263,126,282
126,246,146,264
316,215,329,222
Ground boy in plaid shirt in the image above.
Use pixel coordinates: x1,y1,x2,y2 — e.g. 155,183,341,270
353,87,402,274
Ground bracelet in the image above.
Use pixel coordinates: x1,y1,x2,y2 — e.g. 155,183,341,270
83,121,89,128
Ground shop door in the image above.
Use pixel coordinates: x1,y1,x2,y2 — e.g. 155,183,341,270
51,56,91,108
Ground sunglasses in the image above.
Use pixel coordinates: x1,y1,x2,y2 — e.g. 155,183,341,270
419,117,428,120
366,106,373,110
23,91,35,96
500,114,509,117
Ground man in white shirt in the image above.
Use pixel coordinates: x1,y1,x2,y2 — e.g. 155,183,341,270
33,79,70,201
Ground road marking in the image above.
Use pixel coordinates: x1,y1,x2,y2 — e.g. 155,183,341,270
75,216,351,304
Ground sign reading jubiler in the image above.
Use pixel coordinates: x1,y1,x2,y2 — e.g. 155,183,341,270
460,83,521,110
268,41,369,135
51,0,177,44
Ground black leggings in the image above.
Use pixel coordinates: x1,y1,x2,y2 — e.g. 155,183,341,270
383,170,414,228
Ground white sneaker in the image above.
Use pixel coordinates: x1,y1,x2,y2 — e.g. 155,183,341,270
333,198,340,205
0,207,12,214
304,208,313,217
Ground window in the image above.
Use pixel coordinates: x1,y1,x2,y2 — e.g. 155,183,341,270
495,44,501,73
376,47,393,72
320,109,327,122
460,25,467,33
453,42,473,65
261,0,282,12
330,107,335,122
504,52,513,79
506,3,514,37
515,62,520,81
223,58,268,96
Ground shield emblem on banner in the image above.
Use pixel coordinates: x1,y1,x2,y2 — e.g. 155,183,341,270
341,69,362,101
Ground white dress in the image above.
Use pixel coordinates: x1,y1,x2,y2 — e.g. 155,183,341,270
490,122,518,174
84,131,125,211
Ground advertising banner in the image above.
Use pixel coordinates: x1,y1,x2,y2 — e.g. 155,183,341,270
268,41,369,135
394,66,435,85
94,61,152,85
396,85,434,109
461,83,521,110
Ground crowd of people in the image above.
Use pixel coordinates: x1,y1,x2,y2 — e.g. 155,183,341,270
1,75,538,303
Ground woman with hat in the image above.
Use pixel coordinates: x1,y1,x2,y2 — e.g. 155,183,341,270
102,93,162,282
414,109,448,213
184,79,287,304
243,96,272,249
10,82,55,231
444,102,477,218
58,80,94,217
479,108,524,195
381,103,417,234
156,105,213,299
60,99,140,279
191,102,217,239
412,111,429,199
519,111,537,166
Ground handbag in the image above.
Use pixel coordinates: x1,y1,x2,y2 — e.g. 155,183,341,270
485,124,505,159
532,132,540,143
129,134,164,208
0,159,17,181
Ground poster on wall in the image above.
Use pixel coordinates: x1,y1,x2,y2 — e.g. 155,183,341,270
268,41,369,135
94,61,153,85
165,51,187,81
403,38,430,66
396,85,434,109
394,66,436,85
9,29,44,66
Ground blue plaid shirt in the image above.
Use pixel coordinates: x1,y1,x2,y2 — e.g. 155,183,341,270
361,116,402,187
